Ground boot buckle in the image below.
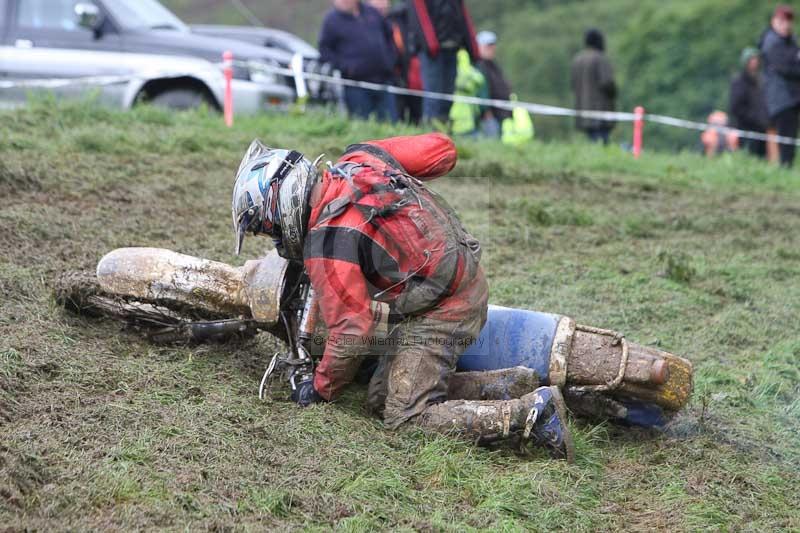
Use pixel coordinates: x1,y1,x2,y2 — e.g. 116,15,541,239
523,407,540,440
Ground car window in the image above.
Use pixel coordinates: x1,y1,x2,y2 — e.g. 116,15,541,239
103,0,187,31
17,0,83,31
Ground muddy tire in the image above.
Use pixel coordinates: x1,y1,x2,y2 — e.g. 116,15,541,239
54,270,106,316
54,270,259,345
55,270,183,325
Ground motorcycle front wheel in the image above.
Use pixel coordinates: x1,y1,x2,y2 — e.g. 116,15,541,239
54,270,258,344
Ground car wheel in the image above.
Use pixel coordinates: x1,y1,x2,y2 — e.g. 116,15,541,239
150,88,213,110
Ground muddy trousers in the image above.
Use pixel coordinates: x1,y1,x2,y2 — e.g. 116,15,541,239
366,312,543,443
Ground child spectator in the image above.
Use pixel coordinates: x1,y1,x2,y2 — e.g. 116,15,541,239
701,111,739,157
475,30,512,138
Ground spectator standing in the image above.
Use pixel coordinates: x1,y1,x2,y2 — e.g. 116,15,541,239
319,0,398,122
475,30,512,138
729,47,770,158
370,0,423,124
759,5,800,166
408,0,479,125
571,28,617,144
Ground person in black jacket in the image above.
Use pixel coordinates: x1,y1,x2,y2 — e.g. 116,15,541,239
408,0,479,124
319,0,398,122
759,4,800,166
729,47,770,158
476,30,512,138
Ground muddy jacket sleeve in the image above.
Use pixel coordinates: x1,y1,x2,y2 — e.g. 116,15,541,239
305,227,376,401
365,133,457,180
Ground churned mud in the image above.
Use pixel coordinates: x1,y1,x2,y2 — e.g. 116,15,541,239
2,105,799,529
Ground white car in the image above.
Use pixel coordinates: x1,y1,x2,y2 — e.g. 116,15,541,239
0,0,296,112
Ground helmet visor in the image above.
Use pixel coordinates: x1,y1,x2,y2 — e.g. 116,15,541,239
234,219,247,256
232,204,261,256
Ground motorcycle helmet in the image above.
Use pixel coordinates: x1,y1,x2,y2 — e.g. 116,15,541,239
232,139,318,260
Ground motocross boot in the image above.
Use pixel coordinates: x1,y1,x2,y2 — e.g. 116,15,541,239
410,388,574,462
521,387,575,463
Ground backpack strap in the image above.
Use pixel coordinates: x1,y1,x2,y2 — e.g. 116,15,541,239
317,160,414,225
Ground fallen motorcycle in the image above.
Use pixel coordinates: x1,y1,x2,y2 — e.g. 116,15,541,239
55,247,693,428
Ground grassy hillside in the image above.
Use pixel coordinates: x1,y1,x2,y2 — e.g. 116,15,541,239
1,99,800,529
165,0,329,40
164,0,779,148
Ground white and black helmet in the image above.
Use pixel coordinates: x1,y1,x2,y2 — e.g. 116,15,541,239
231,140,319,260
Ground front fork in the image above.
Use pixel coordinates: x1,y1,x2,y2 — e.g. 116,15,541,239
291,285,321,391
260,281,320,399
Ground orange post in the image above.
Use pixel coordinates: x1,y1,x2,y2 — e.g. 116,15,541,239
223,51,234,127
632,106,644,159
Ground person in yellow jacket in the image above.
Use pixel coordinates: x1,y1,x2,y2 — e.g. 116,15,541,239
449,49,488,136
501,94,535,146
448,47,534,144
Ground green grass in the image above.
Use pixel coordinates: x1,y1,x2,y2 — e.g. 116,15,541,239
1,98,799,530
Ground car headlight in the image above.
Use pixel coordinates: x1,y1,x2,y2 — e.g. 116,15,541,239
232,64,251,81
247,60,278,85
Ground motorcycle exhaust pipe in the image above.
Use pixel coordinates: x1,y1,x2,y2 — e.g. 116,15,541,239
458,307,693,414
565,323,692,412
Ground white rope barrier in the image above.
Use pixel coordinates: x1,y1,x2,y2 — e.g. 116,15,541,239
249,60,800,147
0,74,131,90
3,58,799,147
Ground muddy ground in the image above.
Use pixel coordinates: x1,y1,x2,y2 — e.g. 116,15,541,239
1,101,799,530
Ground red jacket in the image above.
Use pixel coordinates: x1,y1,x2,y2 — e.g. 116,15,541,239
305,133,486,400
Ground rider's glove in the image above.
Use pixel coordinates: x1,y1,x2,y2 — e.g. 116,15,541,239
291,377,323,407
